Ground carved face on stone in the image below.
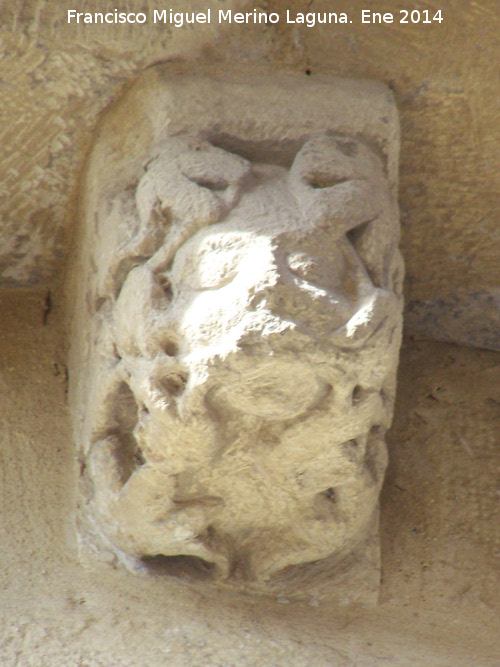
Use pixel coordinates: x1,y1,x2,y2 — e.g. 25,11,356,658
80,134,403,582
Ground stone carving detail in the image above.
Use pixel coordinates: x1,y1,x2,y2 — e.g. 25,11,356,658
70,71,403,601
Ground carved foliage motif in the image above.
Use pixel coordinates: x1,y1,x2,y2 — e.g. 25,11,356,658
76,130,403,585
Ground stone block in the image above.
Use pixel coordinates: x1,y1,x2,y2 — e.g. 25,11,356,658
69,65,403,604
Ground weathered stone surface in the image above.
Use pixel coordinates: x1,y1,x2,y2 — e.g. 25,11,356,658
405,290,500,352
69,69,402,603
2,1,499,354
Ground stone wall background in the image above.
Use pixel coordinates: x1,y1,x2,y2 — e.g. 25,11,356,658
1,0,499,349
1,6,499,662
1,289,499,665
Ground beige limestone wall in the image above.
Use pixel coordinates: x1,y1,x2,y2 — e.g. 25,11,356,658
1,290,499,665
1,1,499,349
1,6,499,662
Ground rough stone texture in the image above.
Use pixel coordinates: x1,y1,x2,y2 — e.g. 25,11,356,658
405,289,500,352
68,70,402,602
0,0,229,285
1,4,498,663
1,290,499,666
1,1,499,352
